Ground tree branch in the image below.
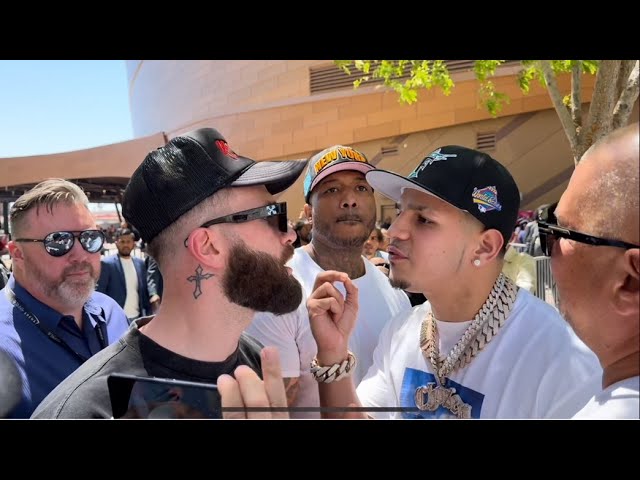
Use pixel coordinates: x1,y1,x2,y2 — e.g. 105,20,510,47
583,60,621,149
616,60,634,100
540,60,580,163
612,60,639,130
571,62,582,142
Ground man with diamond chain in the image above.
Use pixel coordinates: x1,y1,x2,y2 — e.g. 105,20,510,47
32,128,307,419
219,146,602,419
308,146,601,419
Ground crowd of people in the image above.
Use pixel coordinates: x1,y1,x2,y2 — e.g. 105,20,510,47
0,123,637,420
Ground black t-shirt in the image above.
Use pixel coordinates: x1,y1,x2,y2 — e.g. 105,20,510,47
31,317,263,419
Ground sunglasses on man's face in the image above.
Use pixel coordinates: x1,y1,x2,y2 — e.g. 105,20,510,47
536,203,639,257
184,202,289,247
14,230,105,257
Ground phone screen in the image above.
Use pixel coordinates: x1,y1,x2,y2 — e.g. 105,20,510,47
108,374,221,419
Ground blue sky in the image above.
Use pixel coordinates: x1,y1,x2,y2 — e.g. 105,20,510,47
0,60,133,158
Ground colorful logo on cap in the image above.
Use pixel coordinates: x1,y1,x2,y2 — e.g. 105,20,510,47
409,148,457,179
313,146,367,175
472,186,502,213
215,140,239,159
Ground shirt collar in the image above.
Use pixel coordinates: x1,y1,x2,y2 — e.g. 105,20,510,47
8,276,105,329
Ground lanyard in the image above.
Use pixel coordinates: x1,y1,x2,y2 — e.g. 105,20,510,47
5,287,107,364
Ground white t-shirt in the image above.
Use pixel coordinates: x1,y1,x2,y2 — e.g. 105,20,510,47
356,289,602,419
120,257,140,319
246,293,320,419
572,376,639,419
246,247,411,417
288,248,411,385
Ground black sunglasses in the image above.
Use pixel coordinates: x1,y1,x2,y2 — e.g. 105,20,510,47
184,202,289,247
537,203,639,257
14,230,106,257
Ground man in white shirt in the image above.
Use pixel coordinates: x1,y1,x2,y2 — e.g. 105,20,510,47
542,123,639,419
246,145,410,418
97,228,151,322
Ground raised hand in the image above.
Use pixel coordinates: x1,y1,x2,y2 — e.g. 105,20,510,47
307,270,359,363
218,346,289,419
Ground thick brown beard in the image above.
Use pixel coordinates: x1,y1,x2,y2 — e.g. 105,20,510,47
222,240,302,315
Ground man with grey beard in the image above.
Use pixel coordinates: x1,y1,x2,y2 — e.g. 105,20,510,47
0,179,129,418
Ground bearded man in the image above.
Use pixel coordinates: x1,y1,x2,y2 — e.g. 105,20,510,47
32,128,306,419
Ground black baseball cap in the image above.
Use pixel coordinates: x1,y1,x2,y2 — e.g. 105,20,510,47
365,145,521,244
123,127,307,243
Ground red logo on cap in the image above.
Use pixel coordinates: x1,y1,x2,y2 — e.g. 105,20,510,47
215,140,239,159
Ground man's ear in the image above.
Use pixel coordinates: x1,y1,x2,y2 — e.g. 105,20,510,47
472,229,504,265
303,203,313,224
7,241,23,261
184,227,226,271
612,248,640,317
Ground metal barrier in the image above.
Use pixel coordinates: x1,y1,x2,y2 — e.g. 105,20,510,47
533,256,559,307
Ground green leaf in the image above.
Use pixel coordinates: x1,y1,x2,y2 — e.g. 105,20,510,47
582,60,599,74
399,88,418,104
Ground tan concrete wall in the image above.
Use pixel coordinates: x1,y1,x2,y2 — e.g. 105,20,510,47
128,60,594,160
0,133,166,188
128,61,594,163
127,60,639,221
277,101,639,219
127,60,327,138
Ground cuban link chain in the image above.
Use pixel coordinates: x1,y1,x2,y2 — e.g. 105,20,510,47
414,273,518,418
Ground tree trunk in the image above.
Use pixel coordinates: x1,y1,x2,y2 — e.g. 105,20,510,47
581,61,621,157
539,61,581,164
612,60,640,130
571,62,583,147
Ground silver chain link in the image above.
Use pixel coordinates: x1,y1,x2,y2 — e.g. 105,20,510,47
420,273,518,386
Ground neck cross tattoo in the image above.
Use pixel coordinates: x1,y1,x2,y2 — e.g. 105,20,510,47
187,264,214,299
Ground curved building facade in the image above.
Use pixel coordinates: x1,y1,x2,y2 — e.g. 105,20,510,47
127,60,637,218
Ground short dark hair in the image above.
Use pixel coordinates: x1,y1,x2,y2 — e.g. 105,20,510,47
115,228,135,240
372,227,383,242
293,220,310,232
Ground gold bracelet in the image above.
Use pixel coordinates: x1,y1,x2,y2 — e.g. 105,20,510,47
310,351,357,383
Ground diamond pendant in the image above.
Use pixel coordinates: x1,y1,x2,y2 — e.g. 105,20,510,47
414,383,472,419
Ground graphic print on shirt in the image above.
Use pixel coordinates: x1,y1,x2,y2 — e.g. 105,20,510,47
399,367,484,419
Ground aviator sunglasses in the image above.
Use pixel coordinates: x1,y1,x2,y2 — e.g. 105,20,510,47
14,230,106,257
537,203,639,257
184,202,289,246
